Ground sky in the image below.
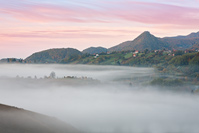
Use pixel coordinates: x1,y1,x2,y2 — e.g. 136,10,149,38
0,0,199,58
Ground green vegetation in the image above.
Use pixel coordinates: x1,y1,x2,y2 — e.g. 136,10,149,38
6,47,197,85
82,47,107,54
150,78,183,86
124,53,132,59
62,50,199,85
25,48,82,63
69,50,173,67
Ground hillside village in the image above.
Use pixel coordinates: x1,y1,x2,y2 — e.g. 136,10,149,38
1,49,199,64
1,48,198,66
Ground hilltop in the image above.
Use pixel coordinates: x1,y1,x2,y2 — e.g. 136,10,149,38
25,48,82,63
82,46,107,54
108,31,168,52
0,103,79,133
162,31,199,50
108,31,199,52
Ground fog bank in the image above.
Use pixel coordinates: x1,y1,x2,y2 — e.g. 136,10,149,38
0,64,199,133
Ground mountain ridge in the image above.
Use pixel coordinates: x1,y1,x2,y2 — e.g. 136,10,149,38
108,31,169,52
25,48,82,63
23,31,199,63
163,31,199,39
108,31,199,52
161,31,199,50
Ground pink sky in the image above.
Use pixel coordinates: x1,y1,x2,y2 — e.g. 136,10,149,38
0,0,199,58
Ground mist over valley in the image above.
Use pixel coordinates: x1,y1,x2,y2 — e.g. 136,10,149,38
0,64,199,133
1,0,199,132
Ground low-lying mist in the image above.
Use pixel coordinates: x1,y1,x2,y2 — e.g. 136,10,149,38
0,64,199,133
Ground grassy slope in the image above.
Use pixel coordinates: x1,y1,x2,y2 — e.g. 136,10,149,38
0,104,80,133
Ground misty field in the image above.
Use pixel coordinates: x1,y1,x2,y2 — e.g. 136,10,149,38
0,64,199,133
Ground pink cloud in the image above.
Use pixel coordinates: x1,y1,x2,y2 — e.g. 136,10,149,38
0,0,199,27
0,28,134,39
104,1,199,26
0,1,108,23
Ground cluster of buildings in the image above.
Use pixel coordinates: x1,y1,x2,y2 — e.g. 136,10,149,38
133,50,139,57
92,49,199,59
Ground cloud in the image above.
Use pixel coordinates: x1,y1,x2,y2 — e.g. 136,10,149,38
105,1,199,26
0,1,107,23
0,29,134,39
0,0,199,27
0,0,198,58
0,64,199,133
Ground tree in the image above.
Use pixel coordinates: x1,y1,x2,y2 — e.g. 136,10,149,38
49,71,56,79
144,49,149,54
174,50,184,56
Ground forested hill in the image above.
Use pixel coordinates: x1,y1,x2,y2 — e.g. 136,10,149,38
70,50,199,67
82,47,107,54
25,48,82,63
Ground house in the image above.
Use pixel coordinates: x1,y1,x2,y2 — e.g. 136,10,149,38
94,54,99,58
132,50,139,57
134,50,139,54
107,51,111,54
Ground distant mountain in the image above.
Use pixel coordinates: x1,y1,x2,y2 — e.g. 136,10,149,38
82,47,107,54
108,31,169,52
161,31,199,50
24,31,199,63
108,31,199,52
0,103,79,133
25,48,82,63
187,31,199,39
166,31,199,39
161,37,199,50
